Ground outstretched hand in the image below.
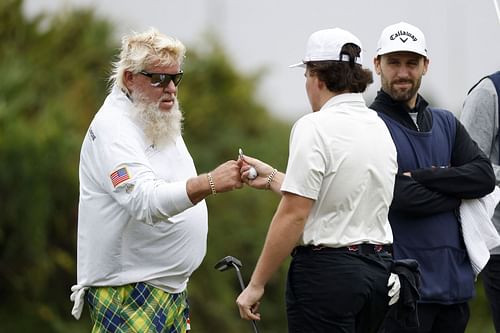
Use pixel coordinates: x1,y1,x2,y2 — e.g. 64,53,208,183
210,160,244,193
239,155,274,190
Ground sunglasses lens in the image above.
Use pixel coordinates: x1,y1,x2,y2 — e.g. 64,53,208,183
149,74,164,86
173,73,183,86
143,71,183,87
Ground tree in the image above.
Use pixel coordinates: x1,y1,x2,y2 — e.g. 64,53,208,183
180,33,291,332
0,0,116,331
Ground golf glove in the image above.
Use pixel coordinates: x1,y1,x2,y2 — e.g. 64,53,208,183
387,273,401,306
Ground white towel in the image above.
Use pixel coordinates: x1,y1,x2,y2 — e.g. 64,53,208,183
70,284,88,319
460,186,500,276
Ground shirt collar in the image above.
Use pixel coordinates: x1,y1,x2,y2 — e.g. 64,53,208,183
320,93,366,111
376,90,428,114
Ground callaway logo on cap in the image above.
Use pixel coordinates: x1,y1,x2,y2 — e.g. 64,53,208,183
376,22,427,57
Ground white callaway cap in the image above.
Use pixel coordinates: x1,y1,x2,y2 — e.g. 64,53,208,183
289,28,363,68
376,22,427,57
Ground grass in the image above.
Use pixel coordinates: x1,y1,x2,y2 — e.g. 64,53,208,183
466,278,495,333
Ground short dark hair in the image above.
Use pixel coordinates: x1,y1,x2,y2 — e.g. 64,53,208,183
307,43,373,93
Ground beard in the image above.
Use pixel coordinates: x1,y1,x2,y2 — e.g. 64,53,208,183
129,91,183,148
381,75,422,104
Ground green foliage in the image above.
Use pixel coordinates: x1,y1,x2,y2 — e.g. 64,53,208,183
1,0,119,331
0,0,496,332
466,278,496,333
179,31,292,333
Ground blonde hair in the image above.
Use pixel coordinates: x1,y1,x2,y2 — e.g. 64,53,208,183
110,27,186,92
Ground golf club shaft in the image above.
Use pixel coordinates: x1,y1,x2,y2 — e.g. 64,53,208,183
234,265,260,333
234,266,246,291
250,319,259,333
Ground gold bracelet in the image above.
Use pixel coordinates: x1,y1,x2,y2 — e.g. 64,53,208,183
266,168,278,190
207,172,216,195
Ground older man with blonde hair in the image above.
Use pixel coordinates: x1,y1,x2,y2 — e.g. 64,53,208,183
70,27,243,332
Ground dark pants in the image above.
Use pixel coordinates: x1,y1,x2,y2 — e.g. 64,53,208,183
286,248,393,333
379,302,469,333
483,254,500,332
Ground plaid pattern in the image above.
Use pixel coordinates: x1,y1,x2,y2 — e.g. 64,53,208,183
86,282,190,333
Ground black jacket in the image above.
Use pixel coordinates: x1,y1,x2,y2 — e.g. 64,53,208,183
370,90,495,216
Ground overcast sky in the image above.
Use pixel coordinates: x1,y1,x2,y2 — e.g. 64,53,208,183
24,0,500,121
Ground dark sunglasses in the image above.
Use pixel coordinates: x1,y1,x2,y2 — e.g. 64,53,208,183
139,70,183,87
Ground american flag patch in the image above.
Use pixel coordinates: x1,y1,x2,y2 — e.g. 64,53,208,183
110,167,130,188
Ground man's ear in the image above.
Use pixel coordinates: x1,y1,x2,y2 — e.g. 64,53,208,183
316,76,325,90
373,57,381,75
422,58,430,75
123,71,134,92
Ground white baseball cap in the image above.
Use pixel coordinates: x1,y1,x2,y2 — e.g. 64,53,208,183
376,22,427,57
289,28,363,68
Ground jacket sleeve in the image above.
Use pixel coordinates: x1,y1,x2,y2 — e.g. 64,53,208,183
460,79,500,186
410,120,495,199
100,138,195,226
390,174,461,216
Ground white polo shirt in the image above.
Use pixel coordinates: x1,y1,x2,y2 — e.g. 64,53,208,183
76,87,208,293
281,93,397,247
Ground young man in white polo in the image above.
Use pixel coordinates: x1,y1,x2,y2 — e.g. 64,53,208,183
236,28,399,333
